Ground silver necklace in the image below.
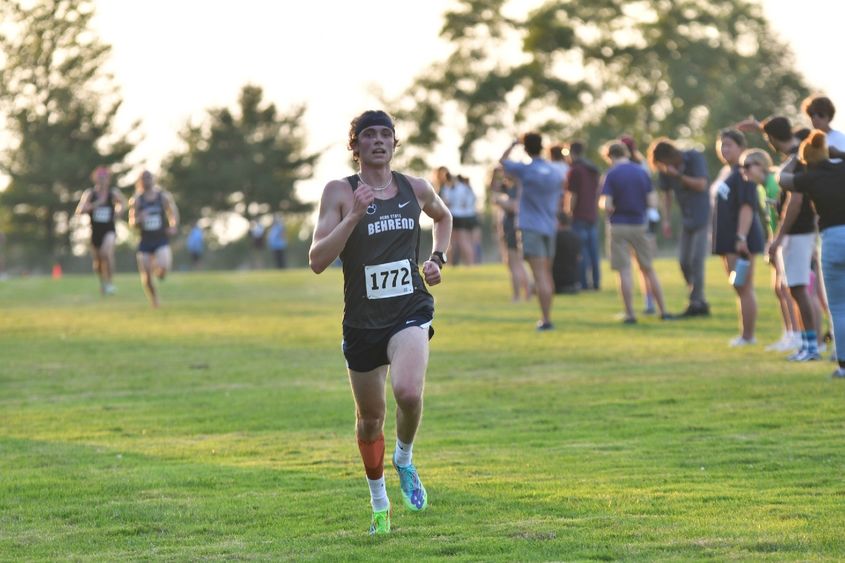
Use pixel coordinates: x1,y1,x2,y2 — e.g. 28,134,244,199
358,173,392,191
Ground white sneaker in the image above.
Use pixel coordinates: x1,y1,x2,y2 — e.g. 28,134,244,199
789,350,821,362
104,284,117,295
818,342,828,354
765,335,793,352
729,336,756,347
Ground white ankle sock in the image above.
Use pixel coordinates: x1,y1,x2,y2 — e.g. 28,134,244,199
394,438,413,467
367,477,389,511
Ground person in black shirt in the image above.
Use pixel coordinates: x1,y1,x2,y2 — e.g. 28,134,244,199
753,119,822,361
128,170,179,308
309,110,452,535
75,166,127,295
553,212,581,294
712,129,764,346
778,130,845,377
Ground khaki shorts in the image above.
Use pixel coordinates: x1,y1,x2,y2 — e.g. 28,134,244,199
609,223,653,271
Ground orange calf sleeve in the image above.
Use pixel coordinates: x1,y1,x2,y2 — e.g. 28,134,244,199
357,434,385,480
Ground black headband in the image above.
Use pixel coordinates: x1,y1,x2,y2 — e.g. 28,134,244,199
354,113,395,137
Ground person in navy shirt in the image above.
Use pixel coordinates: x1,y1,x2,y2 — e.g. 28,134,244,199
712,129,764,347
600,142,673,323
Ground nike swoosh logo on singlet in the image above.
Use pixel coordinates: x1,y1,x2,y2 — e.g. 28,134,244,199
398,201,411,208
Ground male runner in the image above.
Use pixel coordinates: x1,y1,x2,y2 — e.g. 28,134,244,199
309,110,452,535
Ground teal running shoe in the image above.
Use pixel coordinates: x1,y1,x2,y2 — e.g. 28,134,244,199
369,503,391,535
393,454,428,511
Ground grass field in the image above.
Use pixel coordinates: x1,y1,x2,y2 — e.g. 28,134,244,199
1,258,844,560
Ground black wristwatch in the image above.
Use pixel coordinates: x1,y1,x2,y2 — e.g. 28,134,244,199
429,251,446,268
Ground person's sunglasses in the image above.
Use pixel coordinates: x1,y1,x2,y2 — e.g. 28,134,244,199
809,111,829,119
740,162,758,170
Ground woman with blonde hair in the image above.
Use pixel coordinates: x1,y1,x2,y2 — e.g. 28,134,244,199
739,148,801,352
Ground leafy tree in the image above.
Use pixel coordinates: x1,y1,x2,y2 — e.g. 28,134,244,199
391,0,809,169
0,0,135,262
162,85,318,227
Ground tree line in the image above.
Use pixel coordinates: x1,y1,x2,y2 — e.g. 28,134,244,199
0,0,810,268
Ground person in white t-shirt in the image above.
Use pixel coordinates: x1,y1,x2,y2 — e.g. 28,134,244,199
802,95,845,155
436,166,477,266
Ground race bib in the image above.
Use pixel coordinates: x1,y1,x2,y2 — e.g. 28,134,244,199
364,259,414,300
143,212,163,231
92,206,112,223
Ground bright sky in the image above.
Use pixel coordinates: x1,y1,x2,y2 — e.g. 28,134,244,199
92,0,845,205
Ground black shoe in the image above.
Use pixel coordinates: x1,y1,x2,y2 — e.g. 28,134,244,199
622,316,637,324
680,303,709,317
660,313,676,321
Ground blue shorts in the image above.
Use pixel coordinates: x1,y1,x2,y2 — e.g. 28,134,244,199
520,229,556,259
342,311,434,372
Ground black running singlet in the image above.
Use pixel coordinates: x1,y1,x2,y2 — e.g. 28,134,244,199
89,189,116,236
340,172,434,329
137,191,168,246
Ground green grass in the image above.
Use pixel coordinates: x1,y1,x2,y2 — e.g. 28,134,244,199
1,259,844,560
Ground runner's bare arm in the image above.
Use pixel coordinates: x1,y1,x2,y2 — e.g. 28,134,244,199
309,180,372,274
163,191,180,233
113,188,128,217
128,196,138,227
411,177,452,286
75,189,93,216
414,177,452,255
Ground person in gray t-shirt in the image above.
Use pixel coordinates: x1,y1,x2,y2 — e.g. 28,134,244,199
647,138,711,316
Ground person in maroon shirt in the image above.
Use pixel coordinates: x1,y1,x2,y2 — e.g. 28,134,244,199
566,141,602,290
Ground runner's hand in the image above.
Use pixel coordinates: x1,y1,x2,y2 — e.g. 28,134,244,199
422,260,441,286
351,185,375,219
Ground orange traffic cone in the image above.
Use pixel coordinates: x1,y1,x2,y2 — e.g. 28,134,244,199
52,263,63,279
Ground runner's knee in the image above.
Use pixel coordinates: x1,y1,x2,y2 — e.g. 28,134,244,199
393,384,422,411
356,415,384,438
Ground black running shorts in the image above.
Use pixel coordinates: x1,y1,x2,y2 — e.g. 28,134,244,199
342,310,434,372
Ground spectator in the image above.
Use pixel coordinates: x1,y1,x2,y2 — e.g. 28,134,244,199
458,174,483,263
565,141,601,290
500,132,565,330
249,219,266,269
739,143,800,352
186,221,205,268
268,214,288,269
762,119,823,360
553,212,581,294
801,95,845,154
438,170,477,266
549,144,570,198
777,130,845,377
490,166,532,301
621,134,660,314
600,141,673,322
647,137,711,317
713,129,765,346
